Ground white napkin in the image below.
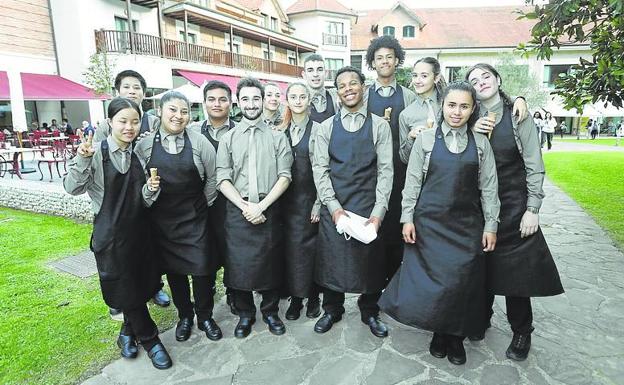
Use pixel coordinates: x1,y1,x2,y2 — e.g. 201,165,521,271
335,210,378,244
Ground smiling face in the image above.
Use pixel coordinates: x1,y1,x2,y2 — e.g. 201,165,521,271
117,76,145,105
336,71,364,110
442,89,475,128
467,67,499,102
204,88,231,121
411,61,438,96
373,47,399,79
302,60,326,91
263,85,281,113
238,86,263,120
160,98,190,134
286,84,310,115
109,107,140,146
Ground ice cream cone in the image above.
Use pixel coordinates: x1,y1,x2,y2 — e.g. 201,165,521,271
487,111,497,139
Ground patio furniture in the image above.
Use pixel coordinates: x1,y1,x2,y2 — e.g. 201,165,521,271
33,140,69,182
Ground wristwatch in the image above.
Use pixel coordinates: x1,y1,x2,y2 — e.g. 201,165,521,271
526,206,539,214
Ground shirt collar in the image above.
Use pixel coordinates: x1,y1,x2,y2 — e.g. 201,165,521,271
239,116,266,132
207,118,230,131
106,135,129,153
441,121,467,137
374,79,397,92
311,89,326,101
340,103,368,120
291,116,309,131
159,126,185,140
416,89,438,105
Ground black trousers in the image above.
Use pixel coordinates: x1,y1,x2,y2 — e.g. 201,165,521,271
291,283,321,304
233,289,279,318
487,295,533,334
384,242,404,283
120,304,160,351
167,272,216,324
321,287,381,321
545,132,553,150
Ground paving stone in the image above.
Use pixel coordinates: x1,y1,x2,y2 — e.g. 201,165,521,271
387,323,430,356
365,348,426,385
233,352,320,385
344,312,385,353
308,354,367,385
480,364,520,385
48,250,97,278
239,332,299,363
174,375,233,385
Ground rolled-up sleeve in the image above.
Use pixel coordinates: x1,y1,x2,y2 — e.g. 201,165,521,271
400,134,425,223
216,132,234,189
398,110,415,164
274,131,293,181
312,120,342,214
477,137,500,233
372,118,394,220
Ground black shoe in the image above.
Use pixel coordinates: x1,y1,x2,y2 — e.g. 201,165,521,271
506,332,532,361
429,333,446,359
263,314,286,335
363,315,388,338
447,337,467,365
314,313,342,334
147,343,172,370
198,318,223,341
234,317,255,338
175,317,193,341
468,321,491,342
152,290,171,307
116,333,138,358
305,297,321,318
285,298,303,320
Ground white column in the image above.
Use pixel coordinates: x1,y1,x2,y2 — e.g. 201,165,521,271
7,70,28,132
88,99,105,127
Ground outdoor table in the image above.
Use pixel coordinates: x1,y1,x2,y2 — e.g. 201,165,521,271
0,147,40,179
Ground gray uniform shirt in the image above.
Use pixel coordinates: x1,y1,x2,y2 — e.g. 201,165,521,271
362,79,417,109
313,104,394,220
310,88,340,114
188,118,231,142
133,126,217,206
401,121,500,232
63,136,155,214
480,99,545,209
216,117,293,197
399,90,441,164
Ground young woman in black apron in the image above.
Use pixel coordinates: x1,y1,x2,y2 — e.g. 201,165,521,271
63,97,172,369
277,82,322,320
466,63,563,361
379,82,501,365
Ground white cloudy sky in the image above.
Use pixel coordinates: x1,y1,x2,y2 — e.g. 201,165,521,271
280,0,544,10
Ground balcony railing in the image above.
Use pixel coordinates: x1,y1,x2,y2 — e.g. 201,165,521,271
95,30,303,78
322,33,347,47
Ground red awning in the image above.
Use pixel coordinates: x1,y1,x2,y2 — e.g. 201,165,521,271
0,71,9,100
176,70,289,94
20,73,108,100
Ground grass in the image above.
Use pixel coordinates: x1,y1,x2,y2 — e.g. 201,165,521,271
543,151,624,248
0,208,177,385
554,137,621,146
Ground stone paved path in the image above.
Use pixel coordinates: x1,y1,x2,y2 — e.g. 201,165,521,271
549,139,624,153
82,180,624,385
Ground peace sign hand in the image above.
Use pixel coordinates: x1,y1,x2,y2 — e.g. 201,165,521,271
77,131,95,157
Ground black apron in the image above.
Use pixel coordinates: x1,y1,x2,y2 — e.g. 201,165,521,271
90,139,159,309
200,120,235,268
146,131,214,276
316,113,386,294
223,128,283,291
379,127,487,337
310,90,336,123
367,86,405,248
487,107,564,297
282,120,318,297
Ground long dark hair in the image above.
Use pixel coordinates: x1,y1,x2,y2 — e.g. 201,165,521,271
438,81,481,129
413,57,446,103
107,97,141,120
464,63,513,107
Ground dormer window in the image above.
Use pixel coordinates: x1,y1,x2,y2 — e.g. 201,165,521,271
403,25,415,38
382,26,395,36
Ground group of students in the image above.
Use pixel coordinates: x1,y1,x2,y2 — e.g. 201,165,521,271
63,35,563,371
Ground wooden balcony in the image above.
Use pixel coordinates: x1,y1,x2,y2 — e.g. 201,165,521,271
95,30,303,78
322,33,347,47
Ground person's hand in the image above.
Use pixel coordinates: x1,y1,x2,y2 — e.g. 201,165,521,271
402,223,416,244
473,116,495,135
147,175,160,192
513,98,528,122
482,232,497,252
519,210,539,238
408,125,426,139
243,202,265,223
365,216,381,232
310,210,320,223
331,208,348,225
77,131,95,157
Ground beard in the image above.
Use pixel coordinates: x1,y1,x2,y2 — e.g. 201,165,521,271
242,106,262,120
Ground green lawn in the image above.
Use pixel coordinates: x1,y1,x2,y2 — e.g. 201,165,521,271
554,138,621,146
0,208,177,385
543,151,624,248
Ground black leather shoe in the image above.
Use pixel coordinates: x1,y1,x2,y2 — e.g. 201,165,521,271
226,292,238,316
305,297,321,318
198,318,223,341
175,317,193,341
234,317,255,338
116,333,138,358
506,332,532,361
263,314,286,335
314,313,342,334
363,316,388,338
468,321,491,341
147,343,172,370
285,298,303,320
152,290,171,307
429,333,446,359
447,337,467,365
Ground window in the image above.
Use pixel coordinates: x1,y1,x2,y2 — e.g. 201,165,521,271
287,50,297,66
382,26,395,36
271,17,278,31
115,16,138,32
403,25,415,38
325,58,344,80
179,31,197,44
326,22,344,35
447,66,466,83
260,13,269,28
350,55,362,71
543,64,572,87
261,43,275,60
225,33,242,54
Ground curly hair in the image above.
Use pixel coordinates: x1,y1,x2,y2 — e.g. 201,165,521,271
365,35,406,70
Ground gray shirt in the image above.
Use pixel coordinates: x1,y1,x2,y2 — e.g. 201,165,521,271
362,79,418,108
188,118,231,142
133,126,217,206
310,88,340,114
216,117,293,197
480,99,545,209
63,136,155,214
399,90,441,163
401,122,500,232
313,104,394,220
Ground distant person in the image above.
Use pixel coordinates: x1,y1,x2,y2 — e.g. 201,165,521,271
588,119,598,139
41,122,50,132
616,121,624,146
50,119,59,131
559,121,567,139
82,121,96,137
542,112,556,150
61,118,74,135
532,112,543,147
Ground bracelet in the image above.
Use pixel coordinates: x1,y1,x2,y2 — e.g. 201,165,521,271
526,206,539,214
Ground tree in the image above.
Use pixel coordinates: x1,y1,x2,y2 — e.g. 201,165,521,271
518,0,624,113
83,52,115,96
395,67,413,89
494,53,549,110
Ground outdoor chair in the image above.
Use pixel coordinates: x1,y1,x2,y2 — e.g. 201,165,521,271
34,139,69,182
